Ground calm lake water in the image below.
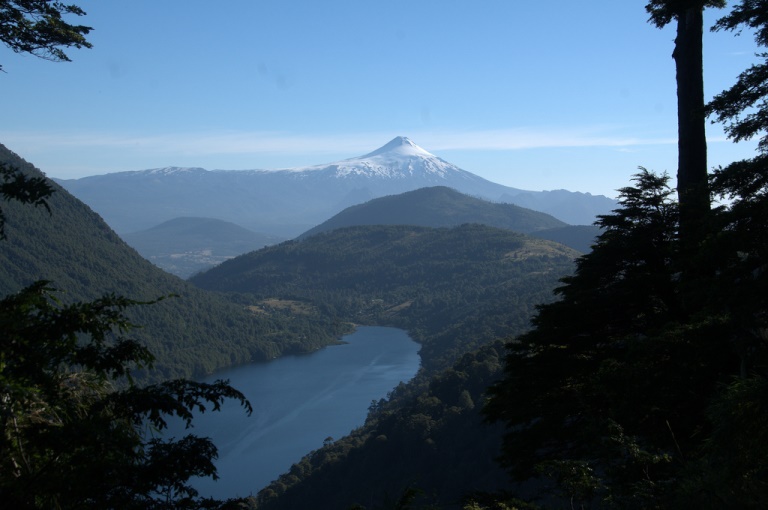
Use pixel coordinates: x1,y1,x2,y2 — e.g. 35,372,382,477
167,326,420,499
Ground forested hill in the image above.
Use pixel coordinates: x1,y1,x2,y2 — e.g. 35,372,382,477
189,224,579,508
0,145,348,382
191,223,579,371
298,186,566,238
298,186,600,253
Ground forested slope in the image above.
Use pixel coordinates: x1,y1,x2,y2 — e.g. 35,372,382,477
190,224,579,507
1,144,582,507
0,145,348,382
192,223,578,372
298,186,567,239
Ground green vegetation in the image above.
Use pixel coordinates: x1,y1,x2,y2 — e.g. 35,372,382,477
0,281,253,508
0,0,92,72
4,1,768,508
0,146,351,383
189,225,578,508
480,2,768,507
191,224,579,373
2,153,254,506
298,186,566,239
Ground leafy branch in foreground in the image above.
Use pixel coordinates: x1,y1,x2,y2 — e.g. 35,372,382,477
0,281,252,509
0,0,93,71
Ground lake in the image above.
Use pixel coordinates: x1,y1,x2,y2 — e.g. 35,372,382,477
167,326,420,499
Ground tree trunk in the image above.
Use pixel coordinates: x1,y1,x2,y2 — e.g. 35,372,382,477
673,6,710,246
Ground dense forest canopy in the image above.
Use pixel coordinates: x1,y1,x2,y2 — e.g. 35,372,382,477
191,224,579,373
3,1,768,508
482,2,768,508
0,144,351,382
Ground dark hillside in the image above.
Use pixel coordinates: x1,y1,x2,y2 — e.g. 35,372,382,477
122,217,282,278
191,223,578,371
190,224,578,508
0,145,348,382
529,224,601,253
258,341,511,510
298,186,566,239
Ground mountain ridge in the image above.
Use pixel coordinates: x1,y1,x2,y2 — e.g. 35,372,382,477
0,143,349,382
298,186,601,253
298,186,566,239
55,137,616,237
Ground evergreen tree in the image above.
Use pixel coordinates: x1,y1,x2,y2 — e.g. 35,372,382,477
1,160,254,508
485,171,696,507
645,0,725,250
1,7,254,506
0,282,253,508
485,3,768,507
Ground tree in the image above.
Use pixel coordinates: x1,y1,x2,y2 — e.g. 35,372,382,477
485,4,768,506
0,280,254,508
708,0,768,154
484,171,696,507
0,0,92,72
645,1,725,249
1,7,255,506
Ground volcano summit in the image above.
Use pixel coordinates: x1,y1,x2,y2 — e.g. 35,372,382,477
56,137,615,237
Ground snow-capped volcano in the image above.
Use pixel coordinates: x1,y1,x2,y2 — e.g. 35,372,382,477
291,136,459,179
360,136,435,158
55,136,617,237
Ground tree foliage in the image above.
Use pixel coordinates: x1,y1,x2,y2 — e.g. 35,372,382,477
645,0,726,28
0,278,253,508
708,0,768,152
484,161,768,507
0,145,351,383
0,0,92,71
483,3,768,506
0,160,256,508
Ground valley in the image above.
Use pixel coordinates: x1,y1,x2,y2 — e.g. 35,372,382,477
1,142,581,508
4,2,768,508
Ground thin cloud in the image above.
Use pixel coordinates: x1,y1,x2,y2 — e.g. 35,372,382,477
0,126,679,164
417,128,678,152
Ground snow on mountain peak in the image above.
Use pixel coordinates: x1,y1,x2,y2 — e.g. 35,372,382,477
327,136,454,179
361,136,434,159
145,166,207,176
283,136,458,180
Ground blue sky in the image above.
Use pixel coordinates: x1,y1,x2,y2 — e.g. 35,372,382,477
0,1,760,198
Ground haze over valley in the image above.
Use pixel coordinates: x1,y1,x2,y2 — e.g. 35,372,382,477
3,2,767,509
56,136,609,277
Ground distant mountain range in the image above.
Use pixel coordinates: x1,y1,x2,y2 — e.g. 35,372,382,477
2,142,585,505
55,137,616,239
0,144,350,382
122,217,283,278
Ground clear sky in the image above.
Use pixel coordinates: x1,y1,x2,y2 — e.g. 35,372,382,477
0,1,760,198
